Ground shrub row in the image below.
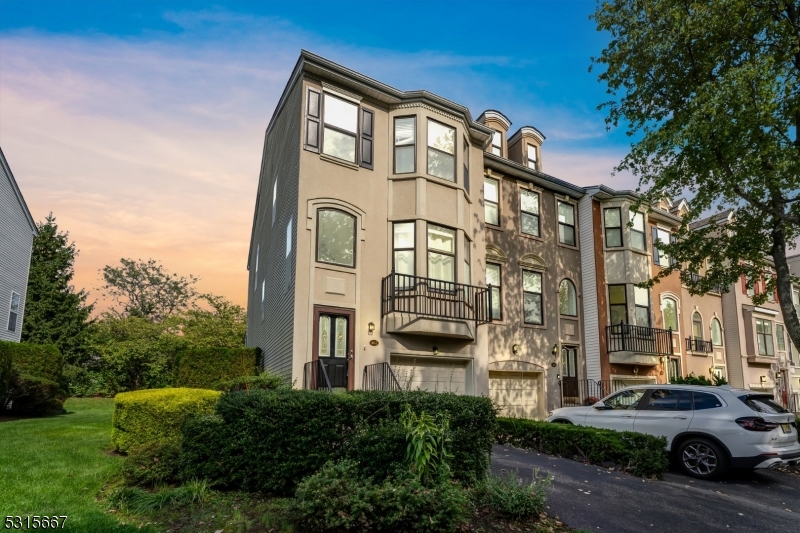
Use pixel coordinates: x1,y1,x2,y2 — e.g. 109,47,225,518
180,389,496,495
495,417,669,478
172,347,259,389
0,340,64,413
111,387,220,453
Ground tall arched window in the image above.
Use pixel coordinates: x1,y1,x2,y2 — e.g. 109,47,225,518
692,312,703,340
711,318,723,346
316,209,356,267
662,297,678,331
559,279,577,316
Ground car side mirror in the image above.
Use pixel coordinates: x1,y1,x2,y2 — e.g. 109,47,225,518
593,401,608,410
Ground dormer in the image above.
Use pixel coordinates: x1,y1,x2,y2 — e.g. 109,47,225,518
508,126,546,172
670,197,690,218
477,110,511,158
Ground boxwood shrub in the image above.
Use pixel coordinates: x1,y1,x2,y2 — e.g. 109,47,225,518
496,417,668,478
111,387,220,452
180,389,496,495
172,347,259,389
0,340,64,413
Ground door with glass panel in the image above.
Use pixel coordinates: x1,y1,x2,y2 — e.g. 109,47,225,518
313,307,354,390
561,347,579,399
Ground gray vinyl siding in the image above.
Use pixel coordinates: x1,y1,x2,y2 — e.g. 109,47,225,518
578,195,601,381
246,81,302,380
0,150,35,343
721,289,744,388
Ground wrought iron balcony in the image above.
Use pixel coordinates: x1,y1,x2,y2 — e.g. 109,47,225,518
682,272,724,294
381,272,492,325
606,323,674,357
686,337,713,353
362,362,401,392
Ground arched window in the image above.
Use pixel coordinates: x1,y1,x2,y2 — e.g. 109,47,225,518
662,297,678,331
559,279,577,316
711,318,723,346
692,312,703,340
316,209,356,267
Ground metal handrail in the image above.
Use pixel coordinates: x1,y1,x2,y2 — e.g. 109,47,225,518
606,322,674,356
685,337,713,353
303,360,332,392
362,362,401,391
559,379,629,407
381,270,491,324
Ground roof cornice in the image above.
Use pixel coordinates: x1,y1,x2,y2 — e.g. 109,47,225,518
508,126,546,145
483,153,585,199
477,110,512,130
0,147,37,235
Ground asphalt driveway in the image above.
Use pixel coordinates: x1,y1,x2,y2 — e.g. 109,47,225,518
491,444,800,533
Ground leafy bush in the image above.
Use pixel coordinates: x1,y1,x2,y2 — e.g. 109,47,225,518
172,347,258,389
496,418,668,478
111,387,220,452
0,340,64,413
122,441,181,487
401,404,452,483
671,373,727,386
180,389,496,495
215,370,284,392
474,471,549,519
289,460,472,533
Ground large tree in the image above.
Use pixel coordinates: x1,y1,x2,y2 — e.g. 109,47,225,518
22,214,93,365
593,1,800,347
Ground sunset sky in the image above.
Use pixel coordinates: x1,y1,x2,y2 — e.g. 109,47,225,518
0,0,637,313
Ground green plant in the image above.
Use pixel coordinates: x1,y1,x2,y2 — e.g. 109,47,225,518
122,441,181,487
180,389,496,495
0,340,65,413
671,373,727,386
289,460,471,533
172,347,258,389
215,370,284,392
111,387,220,452
400,404,452,483
108,480,210,514
496,417,669,478
474,470,550,519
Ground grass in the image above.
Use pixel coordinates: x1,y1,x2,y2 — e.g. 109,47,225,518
0,398,154,533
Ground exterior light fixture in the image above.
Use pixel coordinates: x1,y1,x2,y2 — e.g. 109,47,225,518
368,321,375,335
551,344,559,356
433,346,440,356
760,375,767,384
512,343,521,355
633,366,639,376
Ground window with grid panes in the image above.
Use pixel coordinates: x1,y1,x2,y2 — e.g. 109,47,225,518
520,189,540,237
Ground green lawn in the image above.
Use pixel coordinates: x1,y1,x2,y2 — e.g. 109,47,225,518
0,398,154,533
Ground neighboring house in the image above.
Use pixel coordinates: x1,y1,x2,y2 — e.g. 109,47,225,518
0,147,37,342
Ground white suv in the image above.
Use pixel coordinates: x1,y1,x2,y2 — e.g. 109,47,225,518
545,384,800,479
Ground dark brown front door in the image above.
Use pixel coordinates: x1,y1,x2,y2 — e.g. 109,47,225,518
312,306,355,390
561,346,578,398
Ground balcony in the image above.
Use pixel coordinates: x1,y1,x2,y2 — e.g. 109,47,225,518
606,323,674,365
682,272,724,294
686,337,713,354
381,272,491,339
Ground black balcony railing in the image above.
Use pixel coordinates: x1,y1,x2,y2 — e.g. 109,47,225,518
303,360,332,392
381,271,492,324
606,323,674,356
362,362,401,392
559,379,629,407
686,337,713,353
682,272,724,294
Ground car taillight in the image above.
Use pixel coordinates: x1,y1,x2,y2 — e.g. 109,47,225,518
736,417,779,431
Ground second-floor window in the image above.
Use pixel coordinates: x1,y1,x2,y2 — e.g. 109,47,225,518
463,138,470,192
559,279,577,316
692,312,703,340
322,93,358,163
558,201,576,246
427,224,455,282
633,287,650,327
527,144,538,170
652,227,671,266
486,263,502,320
604,207,622,247
662,297,678,331
427,119,455,181
523,270,543,325
711,318,723,346
7,292,20,333
520,189,540,237
609,285,627,325
316,209,356,267
777,324,786,351
485,178,500,226
756,318,774,356
491,130,502,156
630,212,646,251
393,222,415,277
394,117,415,174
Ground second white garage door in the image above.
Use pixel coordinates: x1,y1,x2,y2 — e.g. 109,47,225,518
489,371,544,419
391,357,468,395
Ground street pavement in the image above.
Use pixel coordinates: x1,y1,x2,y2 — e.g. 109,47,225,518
490,444,800,533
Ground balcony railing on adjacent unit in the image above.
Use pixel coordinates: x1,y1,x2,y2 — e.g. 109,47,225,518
381,271,492,324
559,379,630,408
686,337,713,353
303,360,332,392
362,362,401,392
606,323,674,356
682,272,724,294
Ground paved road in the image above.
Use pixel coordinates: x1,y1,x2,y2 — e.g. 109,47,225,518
491,444,800,533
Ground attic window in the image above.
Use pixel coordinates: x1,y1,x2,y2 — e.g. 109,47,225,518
491,131,502,156
527,144,538,170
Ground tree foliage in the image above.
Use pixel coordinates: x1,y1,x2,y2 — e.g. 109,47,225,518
593,1,800,347
100,258,198,322
22,214,93,365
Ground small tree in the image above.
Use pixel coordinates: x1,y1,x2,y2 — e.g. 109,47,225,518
166,293,246,349
100,258,197,322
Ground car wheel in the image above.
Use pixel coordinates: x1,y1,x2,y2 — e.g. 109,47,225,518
678,438,728,479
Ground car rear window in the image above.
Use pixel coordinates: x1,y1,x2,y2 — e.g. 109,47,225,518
692,392,723,410
740,395,789,414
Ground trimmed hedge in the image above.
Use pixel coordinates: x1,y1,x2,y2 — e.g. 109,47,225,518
0,340,64,413
111,387,220,452
172,347,259,389
215,370,284,392
180,389,497,495
496,417,669,478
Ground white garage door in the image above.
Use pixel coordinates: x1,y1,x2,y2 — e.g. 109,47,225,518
391,357,468,394
490,371,543,419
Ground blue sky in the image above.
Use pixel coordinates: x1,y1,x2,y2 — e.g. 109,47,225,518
0,0,634,306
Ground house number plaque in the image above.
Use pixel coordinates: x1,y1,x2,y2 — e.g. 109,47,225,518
369,340,379,346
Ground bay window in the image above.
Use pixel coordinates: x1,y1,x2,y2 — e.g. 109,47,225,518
608,285,627,325
603,207,622,247
633,286,650,327
427,119,455,181
427,224,455,282
630,211,646,251
756,318,775,356
394,117,415,174
393,222,415,278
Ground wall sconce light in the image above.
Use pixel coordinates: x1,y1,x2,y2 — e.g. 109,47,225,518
551,344,559,356
433,346,440,356
512,343,521,355
633,365,639,376
368,321,375,335
760,375,767,384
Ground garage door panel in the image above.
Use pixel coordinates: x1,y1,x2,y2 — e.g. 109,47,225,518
490,371,543,420
392,358,467,395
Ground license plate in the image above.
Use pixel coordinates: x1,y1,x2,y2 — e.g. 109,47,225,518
781,423,792,434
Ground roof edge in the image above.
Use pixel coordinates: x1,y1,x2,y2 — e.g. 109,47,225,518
0,147,37,235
